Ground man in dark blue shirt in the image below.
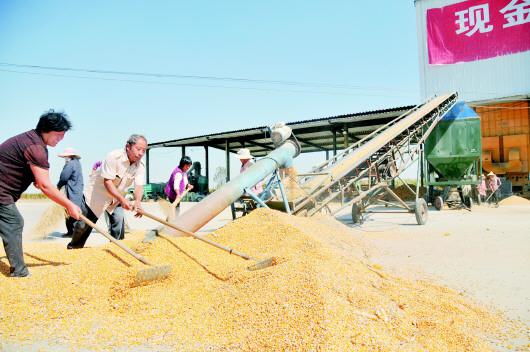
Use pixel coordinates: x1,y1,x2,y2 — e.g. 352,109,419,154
57,148,84,237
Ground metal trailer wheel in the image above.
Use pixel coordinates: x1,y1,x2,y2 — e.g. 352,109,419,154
415,198,428,225
434,196,444,211
241,203,249,216
351,203,362,224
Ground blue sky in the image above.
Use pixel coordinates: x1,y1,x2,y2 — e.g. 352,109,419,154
0,1,421,189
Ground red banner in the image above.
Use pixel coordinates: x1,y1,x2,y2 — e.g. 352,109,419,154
427,0,530,65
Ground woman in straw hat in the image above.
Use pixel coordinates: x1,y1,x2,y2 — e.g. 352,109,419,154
57,147,84,237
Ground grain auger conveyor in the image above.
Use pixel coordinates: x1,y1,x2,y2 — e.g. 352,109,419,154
277,93,458,225
171,122,302,233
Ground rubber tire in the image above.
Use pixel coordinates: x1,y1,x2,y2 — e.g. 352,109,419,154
415,198,428,225
434,196,444,211
351,203,362,224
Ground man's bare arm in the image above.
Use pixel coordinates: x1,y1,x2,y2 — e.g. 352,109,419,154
103,179,132,211
31,164,81,220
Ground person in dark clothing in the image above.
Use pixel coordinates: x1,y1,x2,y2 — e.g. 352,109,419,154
0,110,81,277
57,148,84,237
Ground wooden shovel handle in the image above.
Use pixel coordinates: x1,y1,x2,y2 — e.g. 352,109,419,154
79,214,153,266
170,188,191,209
138,209,251,260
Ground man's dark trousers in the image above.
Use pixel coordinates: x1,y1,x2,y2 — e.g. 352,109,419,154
67,198,98,249
0,203,29,276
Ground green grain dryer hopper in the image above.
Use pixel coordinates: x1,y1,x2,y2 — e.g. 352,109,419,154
423,101,482,210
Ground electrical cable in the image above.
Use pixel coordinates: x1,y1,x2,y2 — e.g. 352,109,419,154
0,62,418,94
0,68,418,98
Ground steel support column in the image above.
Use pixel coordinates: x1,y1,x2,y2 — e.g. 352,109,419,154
332,129,337,156
204,145,209,191
225,140,230,182
146,148,150,184
226,139,235,219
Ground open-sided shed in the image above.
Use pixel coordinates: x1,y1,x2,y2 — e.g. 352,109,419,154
146,104,415,183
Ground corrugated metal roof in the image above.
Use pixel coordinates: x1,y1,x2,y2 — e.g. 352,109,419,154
149,104,416,156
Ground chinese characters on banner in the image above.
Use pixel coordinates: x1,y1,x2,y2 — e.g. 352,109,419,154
427,0,530,64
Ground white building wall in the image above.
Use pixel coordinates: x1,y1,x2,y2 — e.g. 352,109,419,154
415,0,530,102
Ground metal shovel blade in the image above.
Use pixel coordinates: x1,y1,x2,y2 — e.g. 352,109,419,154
143,229,158,243
133,264,172,286
247,257,277,271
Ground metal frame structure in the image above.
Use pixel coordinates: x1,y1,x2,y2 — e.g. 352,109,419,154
285,93,458,224
235,170,292,217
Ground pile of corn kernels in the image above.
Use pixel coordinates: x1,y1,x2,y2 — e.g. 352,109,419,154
0,208,526,351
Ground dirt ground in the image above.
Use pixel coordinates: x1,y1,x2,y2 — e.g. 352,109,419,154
335,202,530,325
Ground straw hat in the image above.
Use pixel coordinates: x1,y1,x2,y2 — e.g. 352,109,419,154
237,148,253,160
58,147,80,158
487,171,495,177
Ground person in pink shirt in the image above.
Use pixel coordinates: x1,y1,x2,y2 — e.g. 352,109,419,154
487,171,502,205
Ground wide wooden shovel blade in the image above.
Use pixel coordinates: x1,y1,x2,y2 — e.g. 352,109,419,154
134,264,172,286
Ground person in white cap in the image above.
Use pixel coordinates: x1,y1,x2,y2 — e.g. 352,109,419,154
57,147,84,237
67,134,146,249
487,171,501,205
237,148,263,194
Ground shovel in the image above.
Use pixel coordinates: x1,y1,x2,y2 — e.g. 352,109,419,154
139,209,277,271
79,214,172,284
171,188,191,209
166,188,191,223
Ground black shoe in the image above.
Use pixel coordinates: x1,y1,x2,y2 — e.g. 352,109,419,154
10,268,30,277
67,243,83,250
